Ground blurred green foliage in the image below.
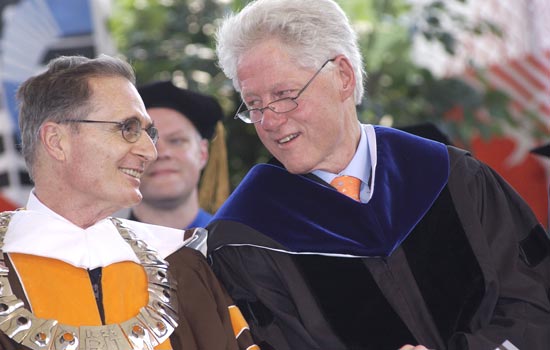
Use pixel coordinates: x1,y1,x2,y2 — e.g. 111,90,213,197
110,0,536,188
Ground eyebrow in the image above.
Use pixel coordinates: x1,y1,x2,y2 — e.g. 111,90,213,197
127,115,154,127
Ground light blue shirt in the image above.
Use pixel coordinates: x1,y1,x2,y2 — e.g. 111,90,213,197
313,124,373,203
187,208,213,229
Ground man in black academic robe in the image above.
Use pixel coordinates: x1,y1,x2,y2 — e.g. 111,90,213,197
209,0,550,349
208,126,550,349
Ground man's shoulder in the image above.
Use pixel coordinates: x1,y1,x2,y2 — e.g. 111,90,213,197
166,246,207,271
446,145,484,180
118,218,186,258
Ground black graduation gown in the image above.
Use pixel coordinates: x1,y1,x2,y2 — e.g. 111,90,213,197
207,126,550,350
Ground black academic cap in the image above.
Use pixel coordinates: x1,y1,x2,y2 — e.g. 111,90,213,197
137,80,224,139
398,122,453,145
531,143,550,158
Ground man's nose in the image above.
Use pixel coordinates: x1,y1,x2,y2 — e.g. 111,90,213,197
259,108,287,130
134,132,158,162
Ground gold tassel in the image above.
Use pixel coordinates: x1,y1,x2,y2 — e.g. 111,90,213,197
199,121,230,213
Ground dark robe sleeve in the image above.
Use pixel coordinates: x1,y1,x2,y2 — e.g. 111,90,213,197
446,146,550,350
166,246,258,350
0,334,19,350
208,221,347,350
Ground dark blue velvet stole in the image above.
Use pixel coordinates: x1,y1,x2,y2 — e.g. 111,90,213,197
212,126,450,257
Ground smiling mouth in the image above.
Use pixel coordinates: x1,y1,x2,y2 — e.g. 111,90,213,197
278,133,299,144
121,168,143,179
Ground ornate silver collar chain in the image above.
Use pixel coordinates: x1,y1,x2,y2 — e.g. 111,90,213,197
0,212,178,350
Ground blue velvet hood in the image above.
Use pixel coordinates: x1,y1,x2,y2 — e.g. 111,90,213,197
210,126,449,257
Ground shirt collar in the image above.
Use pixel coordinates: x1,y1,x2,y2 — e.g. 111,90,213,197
313,124,375,202
3,191,186,269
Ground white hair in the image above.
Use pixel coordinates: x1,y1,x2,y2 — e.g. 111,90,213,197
216,0,366,104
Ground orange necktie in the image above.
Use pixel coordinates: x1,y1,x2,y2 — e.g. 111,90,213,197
330,175,361,201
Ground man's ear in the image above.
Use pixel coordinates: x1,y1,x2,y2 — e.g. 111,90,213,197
335,55,356,101
198,138,209,170
40,121,68,161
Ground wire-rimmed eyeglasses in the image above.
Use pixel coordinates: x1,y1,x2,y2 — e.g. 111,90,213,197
234,58,336,124
61,117,159,144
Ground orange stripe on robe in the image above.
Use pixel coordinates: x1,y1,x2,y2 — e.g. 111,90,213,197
228,304,249,338
9,253,172,349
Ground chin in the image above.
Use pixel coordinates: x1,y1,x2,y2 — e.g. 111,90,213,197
282,162,313,175
126,191,143,206
277,152,317,174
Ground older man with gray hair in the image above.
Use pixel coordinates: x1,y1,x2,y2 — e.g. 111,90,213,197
0,54,257,350
207,0,550,349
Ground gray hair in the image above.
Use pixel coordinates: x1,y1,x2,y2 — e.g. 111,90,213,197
16,54,136,179
216,0,365,103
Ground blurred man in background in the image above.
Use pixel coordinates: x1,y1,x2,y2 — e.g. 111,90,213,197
130,80,229,229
